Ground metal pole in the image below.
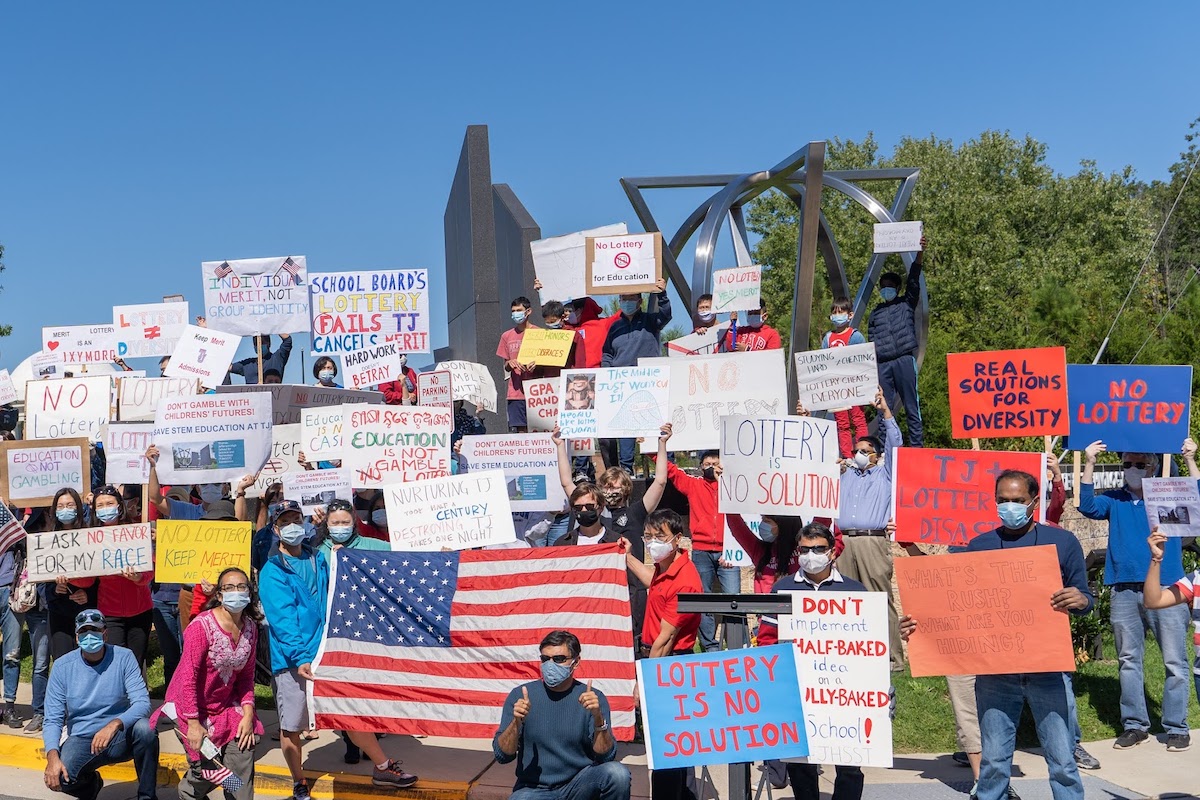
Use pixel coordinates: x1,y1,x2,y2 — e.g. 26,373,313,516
787,142,826,408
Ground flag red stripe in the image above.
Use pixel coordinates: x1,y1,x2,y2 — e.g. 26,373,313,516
459,545,621,564
313,713,634,741
457,569,625,592
451,628,634,650
311,679,637,713
317,650,633,680
452,597,631,619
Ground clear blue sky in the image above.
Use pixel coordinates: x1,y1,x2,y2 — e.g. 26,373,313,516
2,1,1195,379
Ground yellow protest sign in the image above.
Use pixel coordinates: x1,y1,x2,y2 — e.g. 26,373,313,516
517,329,576,367
154,520,253,584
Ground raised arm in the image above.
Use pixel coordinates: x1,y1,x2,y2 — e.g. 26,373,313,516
551,425,576,497
145,446,170,518
641,424,672,512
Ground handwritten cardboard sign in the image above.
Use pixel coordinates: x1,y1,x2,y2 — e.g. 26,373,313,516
301,406,344,460
722,514,759,568
41,324,120,364
779,592,893,768
342,341,405,390
794,343,878,413
117,377,198,422
718,415,841,517
0,438,90,506
25,376,111,442
309,269,430,355
524,377,561,433
289,385,382,415
113,302,190,359
1064,364,1192,453
343,404,452,488
0,370,18,405
557,366,669,439
384,470,517,550
1142,477,1200,538
202,255,309,336
640,351,788,452
666,325,730,358
247,423,301,499
586,232,663,295
152,393,273,485
517,328,576,367
433,360,497,413
102,422,155,485
894,546,1075,677
27,524,152,582
417,370,453,407
165,325,241,389
872,221,923,254
637,644,809,769
154,520,253,584
213,384,298,425
460,434,564,511
892,448,1046,546
283,468,353,516
532,223,628,303
947,347,1068,439
711,265,761,314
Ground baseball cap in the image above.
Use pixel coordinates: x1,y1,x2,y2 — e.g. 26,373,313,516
270,499,302,523
74,609,106,633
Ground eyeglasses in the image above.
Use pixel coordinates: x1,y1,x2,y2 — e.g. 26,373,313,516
220,583,250,592
1122,461,1152,470
539,654,575,664
642,533,675,543
572,503,598,512
797,545,831,555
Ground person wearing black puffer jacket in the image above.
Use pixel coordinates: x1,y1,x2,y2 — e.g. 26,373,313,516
866,235,926,446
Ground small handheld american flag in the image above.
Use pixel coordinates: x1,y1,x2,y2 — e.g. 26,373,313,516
0,505,26,557
279,257,303,283
213,262,233,279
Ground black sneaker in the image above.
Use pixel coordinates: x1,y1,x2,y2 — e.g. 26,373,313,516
1073,744,1100,769
2,707,20,729
1113,729,1149,749
23,713,43,734
952,750,970,766
292,780,311,800
1006,788,1022,800
372,760,418,788
1166,733,1191,752
82,773,104,800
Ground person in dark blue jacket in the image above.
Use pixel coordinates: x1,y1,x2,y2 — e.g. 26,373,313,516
866,237,925,446
902,470,1091,800
229,333,293,385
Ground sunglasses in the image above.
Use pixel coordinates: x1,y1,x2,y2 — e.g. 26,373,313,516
1121,462,1152,470
572,503,598,512
539,654,575,664
797,545,831,555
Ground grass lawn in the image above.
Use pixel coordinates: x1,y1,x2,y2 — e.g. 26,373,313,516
892,634,1200,753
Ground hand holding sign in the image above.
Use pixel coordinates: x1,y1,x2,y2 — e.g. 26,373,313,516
1149,529,1167,560
1050,586,1089,613
1083,440,1107,463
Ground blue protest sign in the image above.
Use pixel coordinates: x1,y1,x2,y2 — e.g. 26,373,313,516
636,644,808,769
1064,365,1192,453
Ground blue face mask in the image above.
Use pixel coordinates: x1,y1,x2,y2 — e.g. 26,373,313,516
328,525,354,543
545,321,563,329
221,591,252,613
95,506,120,523
56,507,78,524
319,369,336,383
541,658,575,689
997,501,1032,530
511,311,527,325
880,288,898,302
830,313,849,327
747,313,763,328
372,509,387,528
78,633,105,654
279,523,307,546
619,300,639,315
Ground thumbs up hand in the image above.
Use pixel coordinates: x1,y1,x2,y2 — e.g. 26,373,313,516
514,686,531,723
579,679,602,720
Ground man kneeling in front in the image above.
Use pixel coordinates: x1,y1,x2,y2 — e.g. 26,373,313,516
493,630,631,800
43,610,159,800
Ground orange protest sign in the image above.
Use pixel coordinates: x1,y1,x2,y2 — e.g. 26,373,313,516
946,347,1068,439
895,546,1075,677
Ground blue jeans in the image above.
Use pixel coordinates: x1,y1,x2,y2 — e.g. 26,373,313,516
691,550,739,652
24,608,49,715
975,673,1082,800
1064,672,1081,747
510,762,631,800
152,600,182,686
617,439,635,474
878,355,923,447
56,717,159,800
1110,585,1191,734
0,588,20,703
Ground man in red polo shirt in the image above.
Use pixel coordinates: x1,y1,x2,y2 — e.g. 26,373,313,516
667,455,731,652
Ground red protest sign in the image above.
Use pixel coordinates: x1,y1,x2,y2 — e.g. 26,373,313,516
891,448,1046,546
946,347,1068,439
895,546,1075,677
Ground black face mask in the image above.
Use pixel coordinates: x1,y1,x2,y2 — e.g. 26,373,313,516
702,466,716,481
577,509,600,527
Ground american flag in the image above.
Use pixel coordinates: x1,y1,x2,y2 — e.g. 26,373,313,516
279,257,302,282
310,545,637,741
0,505,26,556
213,262,233,279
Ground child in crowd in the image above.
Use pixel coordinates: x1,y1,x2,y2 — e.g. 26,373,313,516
822,297,869,459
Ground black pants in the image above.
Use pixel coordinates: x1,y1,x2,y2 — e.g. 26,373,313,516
49,613,79,660
651,769,697,800
786,764,864,800
105,610,153,667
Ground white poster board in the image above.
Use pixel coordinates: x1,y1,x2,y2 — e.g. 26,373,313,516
165,325,241,389
0,370,17,406
711,265,762,313
524,377,561,432
342,341,406,390
41,324,121,364
342,404,452,488
794,342,879,413
460,434,564,511
25,375,111,442
288,386,382,415
586,232,662,295
27,524,154,583
433,360,498,413
246,423,301,499
308,269,431,354
665,325,729,358
417,370,453,407
1143,477,1200,538
151,393,273,485
116,377,198,422
557,366,669,439
531,223,628,303
283,468,353,516
718,414,841,517
102,422,155,485
640,350,788,451
872,221,923,254
202,255,309,336
113,302,190,359
780,591,894,768
384,470,517,551
3,440,88,505
722,514,760,568
301,406,344,460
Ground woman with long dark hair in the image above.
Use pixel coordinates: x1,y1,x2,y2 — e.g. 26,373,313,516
43,489,96,660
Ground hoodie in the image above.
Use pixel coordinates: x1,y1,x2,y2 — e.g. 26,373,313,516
258,544,329,673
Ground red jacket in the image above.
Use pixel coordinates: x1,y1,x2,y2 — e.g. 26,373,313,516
380,367,419,405
667,463,723,551
725,324,782,352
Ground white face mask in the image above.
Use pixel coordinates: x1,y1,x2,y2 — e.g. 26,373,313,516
799,551,832,576
853,451,872,469
1124,467,1148,490
646,540,675,563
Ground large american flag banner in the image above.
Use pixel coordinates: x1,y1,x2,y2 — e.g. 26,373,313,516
310,545,637,741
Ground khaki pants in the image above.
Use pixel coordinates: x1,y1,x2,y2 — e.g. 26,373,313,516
947,674,981,753
837,534,904,669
